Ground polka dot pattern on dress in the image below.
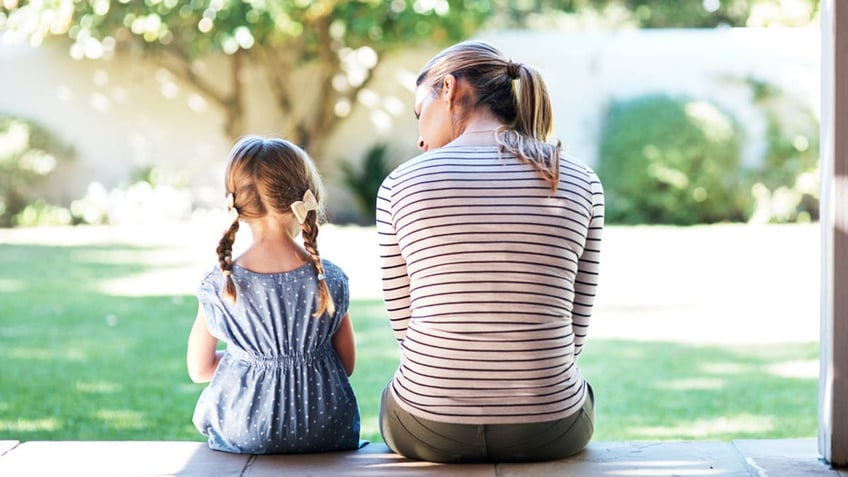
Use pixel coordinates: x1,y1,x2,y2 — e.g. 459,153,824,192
191,259,360,454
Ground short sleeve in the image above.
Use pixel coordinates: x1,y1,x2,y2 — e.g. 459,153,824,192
325,260,350,321
196,266,230,340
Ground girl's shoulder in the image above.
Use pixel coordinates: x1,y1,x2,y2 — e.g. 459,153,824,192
199,265,224,289
196,265,226,311
319,258,348,283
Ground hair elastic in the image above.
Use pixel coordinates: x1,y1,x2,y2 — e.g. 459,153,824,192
506,60,520,80
317,273,326,281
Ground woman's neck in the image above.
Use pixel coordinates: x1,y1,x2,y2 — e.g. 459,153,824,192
449,114,504,147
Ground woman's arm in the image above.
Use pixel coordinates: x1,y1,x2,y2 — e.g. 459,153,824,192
186,305,222,383
376,177,412,343
572,172,605,359
332,312,356,376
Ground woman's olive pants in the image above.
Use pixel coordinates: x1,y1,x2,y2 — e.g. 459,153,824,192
379,383,594,463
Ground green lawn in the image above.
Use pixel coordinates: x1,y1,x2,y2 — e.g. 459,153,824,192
0,237,817,444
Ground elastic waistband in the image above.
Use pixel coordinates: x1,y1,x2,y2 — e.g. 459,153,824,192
228,343,332,368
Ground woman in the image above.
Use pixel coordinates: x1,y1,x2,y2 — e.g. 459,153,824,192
375,40,604,463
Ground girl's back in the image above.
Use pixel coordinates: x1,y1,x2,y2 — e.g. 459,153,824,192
187,136,360,455
192,259,360,454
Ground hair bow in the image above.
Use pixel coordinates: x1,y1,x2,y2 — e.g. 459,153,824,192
290,190,318,224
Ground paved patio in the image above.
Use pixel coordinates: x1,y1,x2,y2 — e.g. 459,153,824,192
0,438,844,476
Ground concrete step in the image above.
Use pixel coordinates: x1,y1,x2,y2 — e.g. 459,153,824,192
0,438,844,476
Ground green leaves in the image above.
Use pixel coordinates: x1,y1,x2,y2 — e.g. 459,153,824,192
597,95,751,225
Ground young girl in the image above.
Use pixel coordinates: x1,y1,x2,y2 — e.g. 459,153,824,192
187,136,361,454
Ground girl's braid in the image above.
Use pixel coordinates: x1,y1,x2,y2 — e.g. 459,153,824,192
301,210,335,317
216,219,240,304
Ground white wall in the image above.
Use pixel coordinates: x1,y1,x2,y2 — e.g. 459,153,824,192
0,44,232,207
477,28,819,167
0,28,819,222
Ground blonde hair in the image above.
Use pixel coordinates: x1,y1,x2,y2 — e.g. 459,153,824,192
216,136,335,317
417,40,560,190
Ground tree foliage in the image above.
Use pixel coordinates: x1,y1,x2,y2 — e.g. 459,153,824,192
0,0,819,161
0,0,492,158
488,0,819,29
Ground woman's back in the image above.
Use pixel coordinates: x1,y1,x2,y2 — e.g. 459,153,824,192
377,145,603,424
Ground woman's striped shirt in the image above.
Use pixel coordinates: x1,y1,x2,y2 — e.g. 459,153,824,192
376,145,604,424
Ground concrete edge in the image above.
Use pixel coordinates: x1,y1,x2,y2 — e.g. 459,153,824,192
0,441,20,457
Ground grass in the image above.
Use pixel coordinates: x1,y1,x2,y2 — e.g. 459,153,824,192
0,234,818,444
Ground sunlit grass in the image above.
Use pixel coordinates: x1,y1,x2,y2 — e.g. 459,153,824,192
580,340,818,441
0,234,818,445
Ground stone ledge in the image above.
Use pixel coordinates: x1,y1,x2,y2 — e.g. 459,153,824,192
0,441,19,457
0,438,843,476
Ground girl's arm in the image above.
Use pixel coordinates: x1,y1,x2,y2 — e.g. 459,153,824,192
332,312,356,376
186,305,222,383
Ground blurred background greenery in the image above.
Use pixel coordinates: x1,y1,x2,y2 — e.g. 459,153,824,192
0,0,821,227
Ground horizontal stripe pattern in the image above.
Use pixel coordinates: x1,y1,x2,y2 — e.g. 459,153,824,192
376,145,604,424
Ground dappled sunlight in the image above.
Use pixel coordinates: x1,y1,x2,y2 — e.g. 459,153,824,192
700,354,819,380
95,410,145,430
155,68,181,99
367,460,463,470
0,278,23,292
654,378,726,391
89,91,111,112
98,270,196,297
601,465,727,476
629,414,775,439
767,359,819,379
65,245,209,297
4,346,86,361
75,381,121,394
699,362,751,375
582,339,817,441
186,93,208,112
0,238,201,442
600,461,728,476
0,418,59,433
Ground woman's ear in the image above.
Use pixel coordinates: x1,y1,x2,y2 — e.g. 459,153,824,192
442,74,458,108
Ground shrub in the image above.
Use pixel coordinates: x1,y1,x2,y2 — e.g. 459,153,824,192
14,200,73,226
597,94,753,225
69,166,193,226
340,142,396,223
745,78,819,224
0,116,75,227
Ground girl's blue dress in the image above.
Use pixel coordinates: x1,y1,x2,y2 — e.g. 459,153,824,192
192,260,361,454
